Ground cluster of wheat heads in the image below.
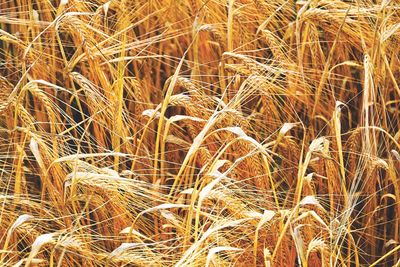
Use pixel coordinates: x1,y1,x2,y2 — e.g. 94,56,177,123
0,0,400,266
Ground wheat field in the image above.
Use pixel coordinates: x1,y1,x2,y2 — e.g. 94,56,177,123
0,0,399,266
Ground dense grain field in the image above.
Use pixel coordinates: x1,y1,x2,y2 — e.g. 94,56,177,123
0,0,400,266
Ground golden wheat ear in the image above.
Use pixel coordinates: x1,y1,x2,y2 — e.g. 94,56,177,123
0,0,399,266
